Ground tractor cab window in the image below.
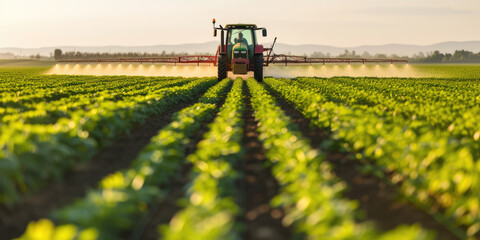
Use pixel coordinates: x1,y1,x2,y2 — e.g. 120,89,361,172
226,28,255,60
228,29,253,46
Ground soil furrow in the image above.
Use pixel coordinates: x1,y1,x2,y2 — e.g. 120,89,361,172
135,123,211,240
265,84,458,240
241,82,291,240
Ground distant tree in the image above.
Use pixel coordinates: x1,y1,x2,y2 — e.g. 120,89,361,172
54,49,62,60
389,54,400,59
28,54,40,60
338,49,350,57
412,50,480,63
443,53,452,62
310,51,326,58
361,51,371,58
373,53,388,58
427,51,445,63
451,50,474,62
338,49,361,58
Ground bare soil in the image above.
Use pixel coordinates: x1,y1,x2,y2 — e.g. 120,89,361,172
241,83,292,240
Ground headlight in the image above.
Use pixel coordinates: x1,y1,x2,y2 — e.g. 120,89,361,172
234,51,239,54
241,51,246,54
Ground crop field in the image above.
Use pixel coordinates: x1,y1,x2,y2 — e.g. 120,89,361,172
1,66,480,240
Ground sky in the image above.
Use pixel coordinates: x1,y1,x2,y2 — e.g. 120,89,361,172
1,0,479,48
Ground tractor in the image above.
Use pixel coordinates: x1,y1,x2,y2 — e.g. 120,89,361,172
212,19,268,81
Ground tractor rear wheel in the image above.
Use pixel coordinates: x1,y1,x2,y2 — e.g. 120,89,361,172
254,54,263,82
218,54,227,81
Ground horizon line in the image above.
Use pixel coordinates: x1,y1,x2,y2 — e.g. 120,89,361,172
2,40,480,50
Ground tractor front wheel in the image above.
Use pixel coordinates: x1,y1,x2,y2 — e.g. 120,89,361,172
254,54,263,82
218,54,227,81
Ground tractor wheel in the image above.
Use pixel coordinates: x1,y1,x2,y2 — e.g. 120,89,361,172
254,54,264,82
217,55,227,81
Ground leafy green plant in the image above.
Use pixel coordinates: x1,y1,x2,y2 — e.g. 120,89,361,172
160,78,244,240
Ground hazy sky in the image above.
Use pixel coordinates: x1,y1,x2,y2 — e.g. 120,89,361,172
1,0,479,48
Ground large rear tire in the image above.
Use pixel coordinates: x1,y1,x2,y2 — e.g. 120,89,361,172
218,54,227,81
254,54,263,82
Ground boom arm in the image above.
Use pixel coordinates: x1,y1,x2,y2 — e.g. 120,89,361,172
265,54,408,66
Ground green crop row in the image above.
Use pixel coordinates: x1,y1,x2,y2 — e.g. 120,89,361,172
0,77,190,123
291,77,480,142
161,78,245,240
0,77,216,205
248,78,433,240
15,79,233,240
264,77,480,238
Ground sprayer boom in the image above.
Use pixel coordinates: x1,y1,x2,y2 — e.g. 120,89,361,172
264,54,408,66
58,55,407,66
55,20,408,80
58,55,217,65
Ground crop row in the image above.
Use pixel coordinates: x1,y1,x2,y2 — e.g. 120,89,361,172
16,79,234,240
0,77,190,121
292,77,480,141
0,77,216,205
161,78,245,239
264,77,480,238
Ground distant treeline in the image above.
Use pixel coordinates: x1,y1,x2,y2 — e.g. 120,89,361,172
310,49,480,63
309,50,409,60
53,49,210,60
310,50,404,59
415,50,480,63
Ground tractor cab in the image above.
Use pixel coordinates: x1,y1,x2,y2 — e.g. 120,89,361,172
213,20,267,81
226,25,257,65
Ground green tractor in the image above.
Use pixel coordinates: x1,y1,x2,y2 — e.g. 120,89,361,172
213,19,268,81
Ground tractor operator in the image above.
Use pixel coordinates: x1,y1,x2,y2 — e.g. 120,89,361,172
235,32,248,45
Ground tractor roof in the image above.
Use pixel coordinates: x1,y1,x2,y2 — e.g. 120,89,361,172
225,24,258,29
